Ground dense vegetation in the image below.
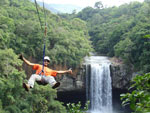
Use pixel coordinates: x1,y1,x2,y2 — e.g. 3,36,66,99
121,73,150,112
0,0,92,67
59,0,150,73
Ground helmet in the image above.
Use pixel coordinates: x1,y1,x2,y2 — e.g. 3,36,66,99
44,56,50,62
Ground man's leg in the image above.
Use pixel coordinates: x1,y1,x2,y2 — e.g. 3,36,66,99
23,74,42,91
28,74,42,88
43,76,60,89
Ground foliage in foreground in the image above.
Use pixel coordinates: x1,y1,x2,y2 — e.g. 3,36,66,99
67,101,90,113
120,73,150,113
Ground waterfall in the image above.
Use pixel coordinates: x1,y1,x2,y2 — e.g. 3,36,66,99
85,56,112,113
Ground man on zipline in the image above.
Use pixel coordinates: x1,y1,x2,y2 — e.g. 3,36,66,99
18,54,72,91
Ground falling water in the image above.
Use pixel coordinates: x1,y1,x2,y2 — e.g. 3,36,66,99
84,56,112,113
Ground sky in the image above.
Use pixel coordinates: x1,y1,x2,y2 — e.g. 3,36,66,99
37,0,144,8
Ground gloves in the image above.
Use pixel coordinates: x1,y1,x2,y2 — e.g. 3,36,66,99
18,54,24,61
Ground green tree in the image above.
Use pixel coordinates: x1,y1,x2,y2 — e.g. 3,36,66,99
0,0,93,67
94,1,103,9
114,38,134,64
75,1,150,72
67,101,89,113
121,73,150,112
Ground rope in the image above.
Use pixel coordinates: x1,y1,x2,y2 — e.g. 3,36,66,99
34,0,47,75
41,0,47,74
43,0,47,27
34,0,43,31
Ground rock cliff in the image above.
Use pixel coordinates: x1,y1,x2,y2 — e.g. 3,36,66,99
57,57,134,91
110,64,133,89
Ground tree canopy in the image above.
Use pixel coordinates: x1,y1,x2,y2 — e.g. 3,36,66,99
68,1,150,73
0,0,93,68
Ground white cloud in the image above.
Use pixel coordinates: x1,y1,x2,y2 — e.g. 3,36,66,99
38,0,144,8
103,0,144,7
37,0,95,7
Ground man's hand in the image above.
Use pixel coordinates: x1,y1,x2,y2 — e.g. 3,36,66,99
68,68,72,74
18,54,24,61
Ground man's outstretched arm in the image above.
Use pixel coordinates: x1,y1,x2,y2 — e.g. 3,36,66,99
18,54,35,66
57,69,72,74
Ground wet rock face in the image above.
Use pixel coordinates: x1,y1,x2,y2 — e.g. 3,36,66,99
110,64,133,89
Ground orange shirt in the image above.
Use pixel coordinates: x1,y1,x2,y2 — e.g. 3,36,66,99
32,64,57,77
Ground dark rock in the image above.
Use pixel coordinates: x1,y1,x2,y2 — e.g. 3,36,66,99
110,64,134,89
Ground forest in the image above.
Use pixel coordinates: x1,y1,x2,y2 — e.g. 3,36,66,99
60,0,150,73
0,0,150,112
